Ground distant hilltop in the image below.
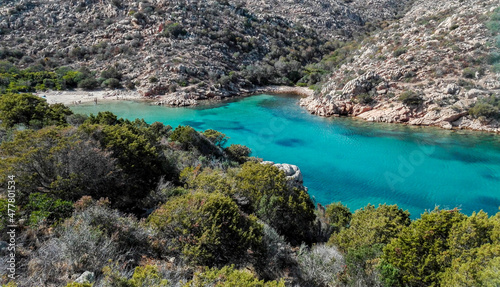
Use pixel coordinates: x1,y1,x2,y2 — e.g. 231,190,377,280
300,0,500,132
0,0,410,99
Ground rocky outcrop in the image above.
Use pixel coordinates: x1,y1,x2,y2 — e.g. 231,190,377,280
74,271,95,284
261,161,305,189
300,0,500,133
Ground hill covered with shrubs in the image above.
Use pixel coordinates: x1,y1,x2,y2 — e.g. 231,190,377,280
0,93,499,286
0,0,411,99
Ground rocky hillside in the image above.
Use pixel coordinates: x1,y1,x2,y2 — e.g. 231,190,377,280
0,0,410,104
301,0,500,132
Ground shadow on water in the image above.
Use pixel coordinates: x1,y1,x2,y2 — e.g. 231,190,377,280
475,196,500,212
180,120,206,130
275,138,307,147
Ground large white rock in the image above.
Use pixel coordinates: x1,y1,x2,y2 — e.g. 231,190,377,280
261,161,304,187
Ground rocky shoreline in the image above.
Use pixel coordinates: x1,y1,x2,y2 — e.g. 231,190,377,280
39,84,500,133
299,92,500,133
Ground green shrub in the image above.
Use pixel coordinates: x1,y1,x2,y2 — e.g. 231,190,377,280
325,202,352,232
148,191,263,266
101,67,122,80
101,78,121,89
237,162,316,245
77,77,99,90
162,23,187,39
185,265,285,287
25,193,73,226
329,204,410,252
102,264,169,287
171,125,223,156
225,144,251,163
398,90,423,106
0,126,123,205
469,95,500,119
354,93,374,104
202,129,229,147
382,208,466,286
65,283,92,287
462,67,477,79
393,47,407,57
0,93,72,128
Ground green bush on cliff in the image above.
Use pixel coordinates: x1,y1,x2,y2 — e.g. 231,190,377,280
382,208,466,286
148,191,263,266
329,204,410,252
398,90,423,106
469,95,500,119
236,162,316,245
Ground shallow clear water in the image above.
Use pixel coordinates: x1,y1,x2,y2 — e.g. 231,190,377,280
71,94,500,218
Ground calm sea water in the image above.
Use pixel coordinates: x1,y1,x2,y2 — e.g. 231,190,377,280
71,94,500,218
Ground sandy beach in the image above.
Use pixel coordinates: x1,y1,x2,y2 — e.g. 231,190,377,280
36,89,145,106
35,86,314,107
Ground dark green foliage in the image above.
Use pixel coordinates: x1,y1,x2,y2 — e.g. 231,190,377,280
354,93,374,104
0,93,72,128
329,204,410,252
0,62,100,92
345,244,384,285
148,191,263,266
80,122,167,208
225,144,251,163
393,47,408,57
170,125,224,157
101,66,122,81
77,77,99,90
462,67,477,78
102,78,121,89
162,22,187,39
203,129,229,147
325,202,352,232
102,264,169,287
236,162,316,245
0,126,123,205
25,192,73,226
469,95,500,119
382,208,466,286
398,90,423,106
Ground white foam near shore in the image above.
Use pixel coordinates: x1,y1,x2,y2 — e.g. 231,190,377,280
36,90,144,106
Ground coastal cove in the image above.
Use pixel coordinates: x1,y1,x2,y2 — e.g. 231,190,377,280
71,94,500,218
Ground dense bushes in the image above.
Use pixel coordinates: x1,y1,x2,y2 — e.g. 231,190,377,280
469,95,500,120
0,126,124,205
236,162,316,245
398,90,423,106
329,204,410,252
0,93,72,128
381,208,499,287
148,191,263,266
0,63,101,93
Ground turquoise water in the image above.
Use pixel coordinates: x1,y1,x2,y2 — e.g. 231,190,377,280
71,94,500,218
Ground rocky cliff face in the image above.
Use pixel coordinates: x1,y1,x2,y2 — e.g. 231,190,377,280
0,0,410,100
301,0,500,132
